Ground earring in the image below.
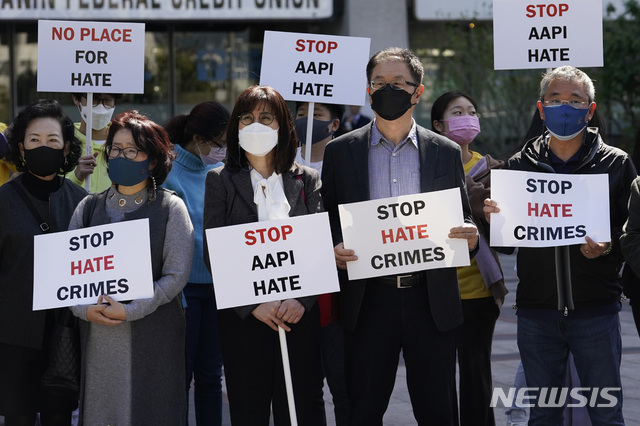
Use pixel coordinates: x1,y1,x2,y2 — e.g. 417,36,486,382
64,155,68,165
148,175,157,202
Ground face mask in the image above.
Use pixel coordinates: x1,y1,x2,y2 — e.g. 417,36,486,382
79,104,115,131
444,115,481,145
370,85,415,121
108,156,150,186
295,117,334,145
23,146,65,177
198,144,227,165
238,123,279,157
542,104,590,141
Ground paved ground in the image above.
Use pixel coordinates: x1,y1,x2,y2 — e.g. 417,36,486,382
3,254,639,425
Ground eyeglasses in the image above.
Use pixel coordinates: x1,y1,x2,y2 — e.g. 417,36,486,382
543,99,591,109
369,79,418,92
199,139,226,152
84,96,116,109
239,112,276,126
106,145,142,160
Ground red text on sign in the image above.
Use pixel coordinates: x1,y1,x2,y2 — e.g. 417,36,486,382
381,224,429,244
80,27,132,42
245,225,293,245
525,4,569,18
295,39,338,54
71,255,115,275
528,203,573,217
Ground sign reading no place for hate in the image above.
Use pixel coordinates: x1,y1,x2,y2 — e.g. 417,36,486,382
37,20,145,93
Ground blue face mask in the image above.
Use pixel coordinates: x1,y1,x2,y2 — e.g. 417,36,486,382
295,117,335,145
542,104,590,140
108,156,150,186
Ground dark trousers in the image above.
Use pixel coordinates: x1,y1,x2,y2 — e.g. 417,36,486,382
456,297,499,426
321,322,349,426
184,283,223,426
344,283,458,426
218,303,326,426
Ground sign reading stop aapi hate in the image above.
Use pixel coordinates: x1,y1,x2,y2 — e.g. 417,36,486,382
37,20,145,93
205,213,339,310
489,170,610,248
259,31,371,105
338,189,470,281
493,0,603,70
33,219,154,311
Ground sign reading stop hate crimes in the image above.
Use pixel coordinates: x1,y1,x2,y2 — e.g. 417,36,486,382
338,189,470,281
33,219,154,310
493,0,603,70
37,20,145,93
489,170,610,248
206,213,339,310
259,31,371,105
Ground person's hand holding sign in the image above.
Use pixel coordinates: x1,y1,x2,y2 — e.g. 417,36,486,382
334,242,358,270
86,295,125,326
483,198,499,223
448,223,479,251
580,236,611,259
252,301,290,332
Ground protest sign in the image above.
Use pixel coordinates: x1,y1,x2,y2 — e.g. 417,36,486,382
489,169,610,247
493,0,603,70
33,219,154,310
259,30,370,105
205,213,339,310
338,189,470,281
37,20,145,93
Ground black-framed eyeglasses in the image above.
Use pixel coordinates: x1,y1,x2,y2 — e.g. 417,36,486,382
106,145,142,160
84,96,116,109
198,139,227,152
239,112,276,126
369,79,418,92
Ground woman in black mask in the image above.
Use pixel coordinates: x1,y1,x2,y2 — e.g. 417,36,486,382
0,99,86,426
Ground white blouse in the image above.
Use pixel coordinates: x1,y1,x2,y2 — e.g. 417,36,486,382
250,168,291,221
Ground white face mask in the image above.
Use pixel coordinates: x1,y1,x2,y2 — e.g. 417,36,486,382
79,104,115,131
238,123,279,157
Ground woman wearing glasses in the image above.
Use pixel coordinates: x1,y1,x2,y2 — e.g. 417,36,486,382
69,92,122,193
69,110,194,425
203,86,326,425
163,101,230,426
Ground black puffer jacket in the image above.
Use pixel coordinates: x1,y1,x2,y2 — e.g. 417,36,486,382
506,128,636,312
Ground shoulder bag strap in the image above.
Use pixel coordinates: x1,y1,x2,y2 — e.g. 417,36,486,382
9,179,51,233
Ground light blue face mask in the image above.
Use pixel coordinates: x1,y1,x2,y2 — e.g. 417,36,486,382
108,156,150,186
542,104,590,140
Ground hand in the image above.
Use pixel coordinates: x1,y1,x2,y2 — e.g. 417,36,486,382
483,198,500,223
580,236,610,259
74,152,99,182
252,301,291,332
449,223,479,251
86,299,124,326
98,295,127,321
276,299,305,325
334,242,357,270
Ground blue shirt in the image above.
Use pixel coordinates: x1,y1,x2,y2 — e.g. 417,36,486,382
163,144,222,284
368,119,421,200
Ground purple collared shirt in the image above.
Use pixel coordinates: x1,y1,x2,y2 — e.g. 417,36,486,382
368,119,421,200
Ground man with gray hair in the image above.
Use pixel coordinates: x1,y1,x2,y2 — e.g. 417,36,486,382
485,66,636,424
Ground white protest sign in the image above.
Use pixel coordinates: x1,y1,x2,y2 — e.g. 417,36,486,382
493,0,603,70
206,213,339,310
33,219,154,310
37,20,145,93
489,170,610,247
259,31,371,105
338,189,470,281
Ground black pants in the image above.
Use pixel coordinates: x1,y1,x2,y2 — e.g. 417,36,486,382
218,303,326,426
344,283,458,426
456,297,499,426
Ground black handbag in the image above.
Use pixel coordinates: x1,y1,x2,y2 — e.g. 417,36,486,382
40,308,81,400
8,179,81,399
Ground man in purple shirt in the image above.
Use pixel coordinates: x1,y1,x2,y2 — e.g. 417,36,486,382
321,47,478,425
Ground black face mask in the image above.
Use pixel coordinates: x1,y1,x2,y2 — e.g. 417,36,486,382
23,146,65,177
370,85,415,121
